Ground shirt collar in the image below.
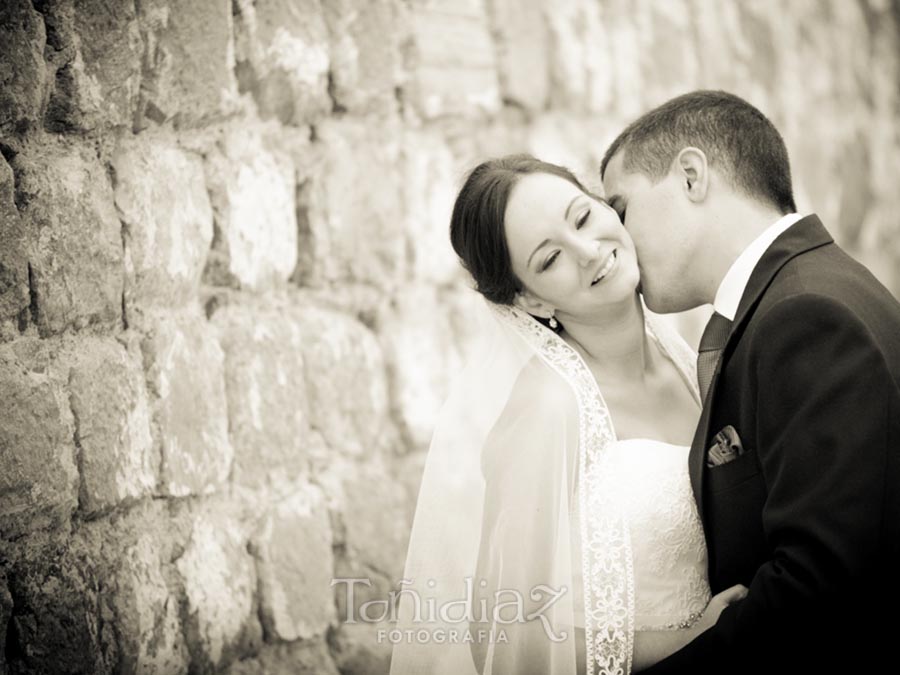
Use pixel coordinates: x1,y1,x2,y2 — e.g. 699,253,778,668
713,212,804,321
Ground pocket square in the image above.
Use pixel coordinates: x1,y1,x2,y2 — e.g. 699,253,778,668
706,425,745,467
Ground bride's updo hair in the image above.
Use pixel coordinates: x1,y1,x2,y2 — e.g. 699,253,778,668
450,153,595,305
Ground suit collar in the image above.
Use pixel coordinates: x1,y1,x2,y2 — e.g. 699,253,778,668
689,214,833,520
713,212,804,321
730,214,833,334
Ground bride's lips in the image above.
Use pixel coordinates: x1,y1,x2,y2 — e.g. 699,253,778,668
590,249,618,287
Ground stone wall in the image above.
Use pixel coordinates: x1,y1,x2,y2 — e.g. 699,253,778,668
1,1,898,673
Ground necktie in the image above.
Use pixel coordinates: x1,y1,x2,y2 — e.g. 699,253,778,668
697,311,733,403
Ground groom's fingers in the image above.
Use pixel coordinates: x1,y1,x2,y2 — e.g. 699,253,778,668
698,584,750,631
711,584,749,608
719,584,749,605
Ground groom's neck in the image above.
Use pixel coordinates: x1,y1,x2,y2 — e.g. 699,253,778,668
696,196,787,304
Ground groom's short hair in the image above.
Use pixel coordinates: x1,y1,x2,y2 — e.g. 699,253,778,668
600,90,797,214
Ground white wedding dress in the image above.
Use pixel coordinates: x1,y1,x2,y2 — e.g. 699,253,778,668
391,301,712,675
571,439,710,632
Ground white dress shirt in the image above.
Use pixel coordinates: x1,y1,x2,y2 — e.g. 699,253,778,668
713,213,805,321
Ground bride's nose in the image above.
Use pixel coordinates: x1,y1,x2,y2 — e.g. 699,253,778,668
570,235,602,267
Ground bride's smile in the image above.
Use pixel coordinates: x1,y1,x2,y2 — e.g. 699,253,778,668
590,248,618,287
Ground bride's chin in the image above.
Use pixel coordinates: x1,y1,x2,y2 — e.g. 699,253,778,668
621,263,642,293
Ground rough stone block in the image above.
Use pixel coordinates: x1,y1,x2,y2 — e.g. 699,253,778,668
297,305,390,457
39,0,143,132
252,485,335,641
377,287,471,449
635,0,703,108
112,134,214,322
437,112,529,171
323,0,406,114
0,339,79,538
544,0,615,113
176,506,261,671
136,0,238,129
327,456,415,630
488,0,549,110
140,308,233,497
525,112,613,180
3,537,117,673
0,0,48,133
299,119,406,288
225,637,339,675
212,301,312,491
330,622,392,675
203,126,298,291
406,0,500,118
338,457,412,583
114,530,190,674
10,140,123,337
0,154,29,336
683,0,746,93
66,337,157,516
0,572,12,673
233,0,332,125
1,500,190,675
401,131,462,285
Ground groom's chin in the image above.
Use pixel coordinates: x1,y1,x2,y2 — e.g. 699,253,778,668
640,287,680,315
644,292,703,315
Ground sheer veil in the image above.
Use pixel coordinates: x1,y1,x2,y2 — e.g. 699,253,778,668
389,297,697,675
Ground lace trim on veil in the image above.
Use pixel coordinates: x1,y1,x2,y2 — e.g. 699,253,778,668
643,312,701,405
489,304,635,675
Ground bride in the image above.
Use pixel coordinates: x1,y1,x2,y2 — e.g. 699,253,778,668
390,155,746,675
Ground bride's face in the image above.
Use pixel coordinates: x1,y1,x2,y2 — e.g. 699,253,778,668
504,172,640,322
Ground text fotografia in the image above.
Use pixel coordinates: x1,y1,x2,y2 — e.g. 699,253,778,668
378,627,509,645
331,577,570,643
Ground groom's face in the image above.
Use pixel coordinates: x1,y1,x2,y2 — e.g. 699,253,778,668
602,151,699,313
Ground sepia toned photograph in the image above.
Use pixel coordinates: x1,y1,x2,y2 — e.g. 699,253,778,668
1,1,899,674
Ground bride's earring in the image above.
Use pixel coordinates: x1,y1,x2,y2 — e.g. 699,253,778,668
549,314,559,330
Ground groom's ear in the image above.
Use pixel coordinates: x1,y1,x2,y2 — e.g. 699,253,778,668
674,147,709,203
513,291,553,319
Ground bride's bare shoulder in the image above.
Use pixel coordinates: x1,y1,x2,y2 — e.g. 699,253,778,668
507,355,579,416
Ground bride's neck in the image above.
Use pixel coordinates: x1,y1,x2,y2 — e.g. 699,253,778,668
560,293,649,382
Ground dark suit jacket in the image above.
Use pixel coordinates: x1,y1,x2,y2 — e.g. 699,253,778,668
643,215,900,674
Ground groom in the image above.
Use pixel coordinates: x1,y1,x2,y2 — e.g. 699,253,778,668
601,90,900,674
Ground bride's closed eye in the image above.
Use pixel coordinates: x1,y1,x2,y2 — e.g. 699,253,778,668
576,208,591,229
541,207,592,271
541,251,560,271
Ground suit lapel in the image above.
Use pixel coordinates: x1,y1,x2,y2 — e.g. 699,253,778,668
689,215,834,519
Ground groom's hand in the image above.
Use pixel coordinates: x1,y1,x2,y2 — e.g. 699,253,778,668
692,584,748,635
